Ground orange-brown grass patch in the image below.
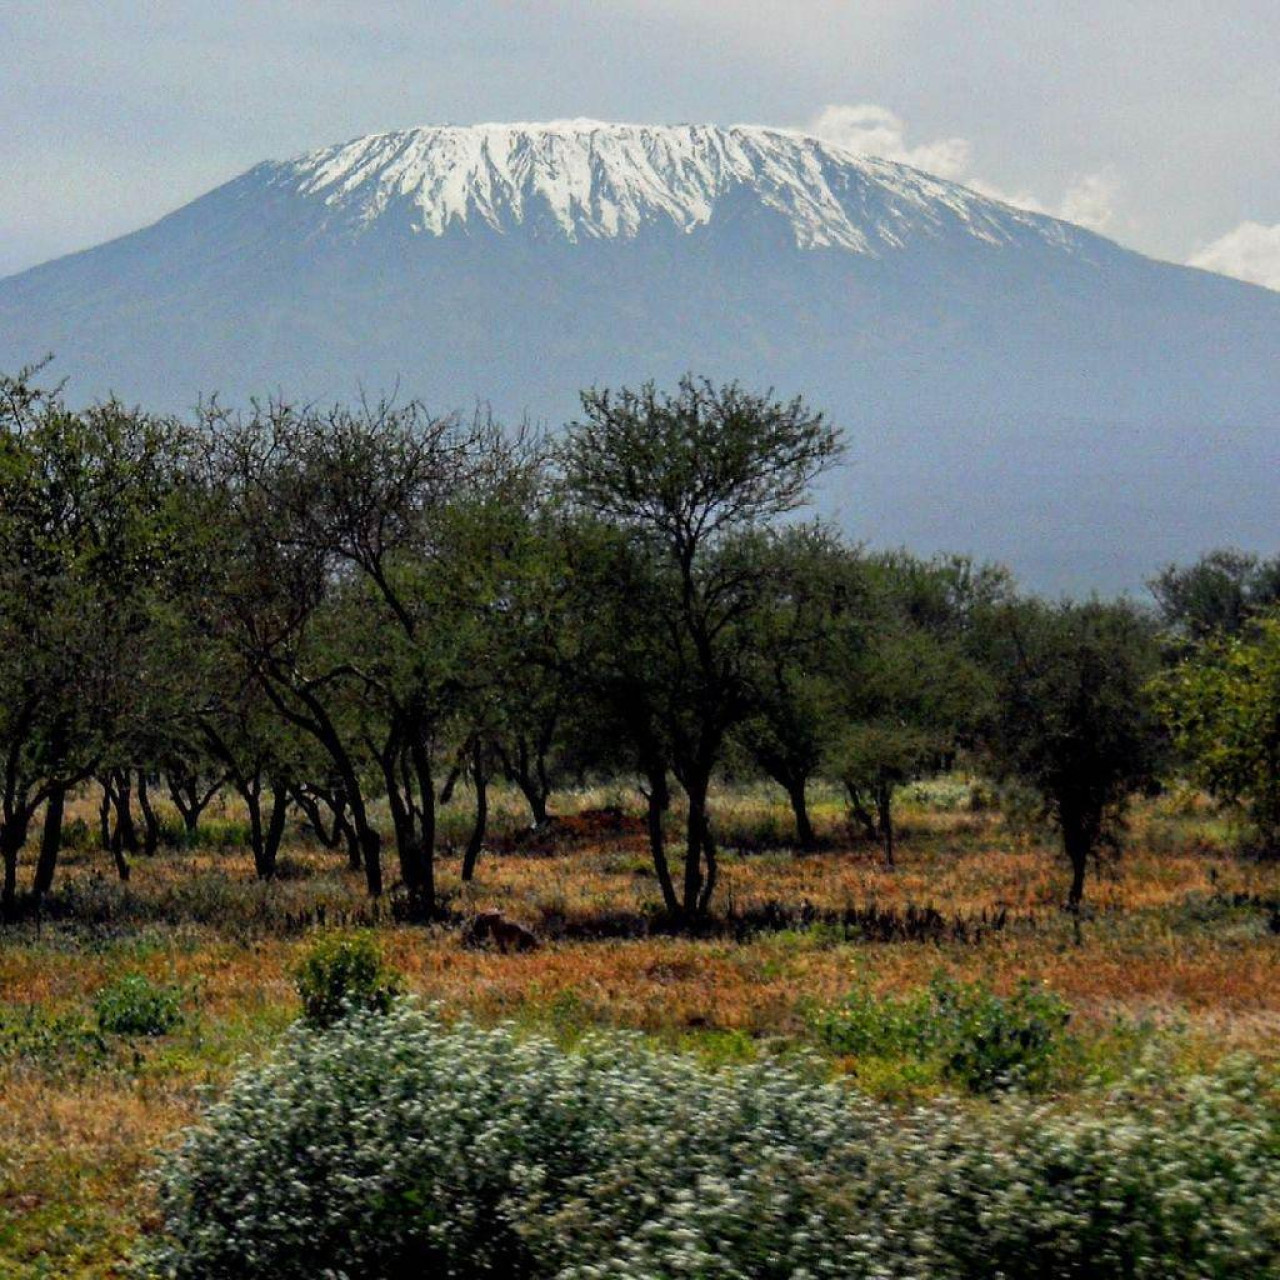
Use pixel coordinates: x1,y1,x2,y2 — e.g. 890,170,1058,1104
1,783,1278,1274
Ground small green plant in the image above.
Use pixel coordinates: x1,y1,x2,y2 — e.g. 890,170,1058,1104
292,932,402,1029
928,974,1071,1092
94,973,184,1037
817,974,1072,1093
816,982,934,1059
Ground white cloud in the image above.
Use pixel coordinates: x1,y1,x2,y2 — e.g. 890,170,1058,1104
1058,171,1119,233
1187,221,1280,291
807,102,1119,235
808,103,971,180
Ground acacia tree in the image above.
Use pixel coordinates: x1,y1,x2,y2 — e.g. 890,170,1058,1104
734,525,863,849
829,553,1005,863
1151,612,1280,853
561,377,842,919
0,370,198,911
984,598,1163,908
832,626,987,866
198,405,389,900
203,396,535,916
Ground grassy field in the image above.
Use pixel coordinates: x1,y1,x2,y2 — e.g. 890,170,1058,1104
1,778,1278,1276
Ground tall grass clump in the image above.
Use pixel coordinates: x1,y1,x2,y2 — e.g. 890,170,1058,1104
137,1004,1280,1279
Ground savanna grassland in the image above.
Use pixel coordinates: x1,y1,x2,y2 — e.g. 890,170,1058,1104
2,778,1278,1278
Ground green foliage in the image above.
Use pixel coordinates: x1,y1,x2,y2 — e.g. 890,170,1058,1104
1150,548,1280,642
93,973,184,1037
928,975,1072,1092
1152,612,1280,852
817,974,1073,1092
0,1005,109,1073
984,598,1163,903
824,553,1001,858
0,366,204,911
138,1005,1280,1279
560,377,843,916
292,932,402,1029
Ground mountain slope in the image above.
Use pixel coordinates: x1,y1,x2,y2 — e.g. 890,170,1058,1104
1,120,1277,591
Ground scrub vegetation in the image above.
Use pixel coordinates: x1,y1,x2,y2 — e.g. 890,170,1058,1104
2,365,1279,1276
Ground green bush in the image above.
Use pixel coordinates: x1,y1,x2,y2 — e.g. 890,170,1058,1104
817,974,1073,1092
94,973,184,1037
137,1006,1280,1280
292,932,402,1029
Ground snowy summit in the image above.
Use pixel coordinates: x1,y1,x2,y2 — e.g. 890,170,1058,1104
265,119,1086,254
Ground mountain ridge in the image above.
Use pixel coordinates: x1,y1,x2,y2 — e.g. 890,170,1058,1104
245,120,1092,256
0,120,1276,592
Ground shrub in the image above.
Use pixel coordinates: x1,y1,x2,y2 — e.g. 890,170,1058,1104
292,931,402,1029
137,1006,1280,1280
94,973,184,1037
929,974,1072,1092
817,974,1073,1092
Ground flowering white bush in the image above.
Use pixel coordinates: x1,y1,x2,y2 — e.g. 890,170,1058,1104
137,1004,1280,1279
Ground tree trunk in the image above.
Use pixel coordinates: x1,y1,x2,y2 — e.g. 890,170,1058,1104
290,785,339,848
98,781,113,852
167,768,222,837
876,780,895,868
682,772,711,919
408,730,437,918
340,807,362,871
111,770,140,855
240,775,272,880
643,766,679,916
844,784,879,843
1,815,29,917
380,730,430,919
521,779,549,829
260,679,383,897
461,739,488,883
136,772,160,856
696,809,718,916
260,780,289,880
785,777,816,850
32,783,67,900
501,738,552,829
109,817,131,882
1064,823,1089,909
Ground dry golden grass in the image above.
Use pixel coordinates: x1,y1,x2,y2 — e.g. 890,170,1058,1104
1,779,1278,1275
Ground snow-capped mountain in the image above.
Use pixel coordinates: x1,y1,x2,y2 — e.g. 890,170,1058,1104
1,120,1277,590
267,121,1085,254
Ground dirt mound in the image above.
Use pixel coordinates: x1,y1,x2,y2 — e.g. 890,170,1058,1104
499,807,647,854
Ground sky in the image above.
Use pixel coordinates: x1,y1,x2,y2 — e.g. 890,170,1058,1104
2,1,1278,287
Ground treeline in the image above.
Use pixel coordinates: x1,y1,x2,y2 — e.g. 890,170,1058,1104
2,367,1278,921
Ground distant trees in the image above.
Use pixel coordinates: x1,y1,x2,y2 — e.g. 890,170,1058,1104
1152,612,1280,854
827,554,1002,864
1150,549,1280,642
734,525,855,849
1,364,1274,924
984,600,1163,908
